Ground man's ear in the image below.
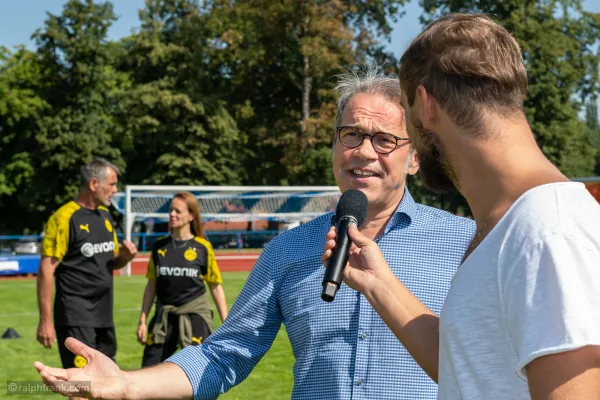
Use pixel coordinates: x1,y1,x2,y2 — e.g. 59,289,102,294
89,177,99,192
407,151,420,176
416,85,437,129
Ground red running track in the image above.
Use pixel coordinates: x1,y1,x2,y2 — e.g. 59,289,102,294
122,252,260,275
0,253,259,280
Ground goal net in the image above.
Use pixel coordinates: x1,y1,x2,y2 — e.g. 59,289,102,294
111,185,342,275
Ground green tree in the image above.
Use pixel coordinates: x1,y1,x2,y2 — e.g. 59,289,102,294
114,0,246,186
0,47,48,233
201,0,407,186
585,99,600,175
0,0,129,233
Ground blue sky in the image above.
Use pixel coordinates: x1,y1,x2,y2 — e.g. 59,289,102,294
3,0,597,58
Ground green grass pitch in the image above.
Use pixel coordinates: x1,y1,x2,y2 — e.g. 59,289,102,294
0,272,294,399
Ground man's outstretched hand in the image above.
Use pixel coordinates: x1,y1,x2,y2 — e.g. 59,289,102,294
34,337,129,399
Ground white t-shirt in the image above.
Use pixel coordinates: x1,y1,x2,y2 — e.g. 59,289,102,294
438,182,600,399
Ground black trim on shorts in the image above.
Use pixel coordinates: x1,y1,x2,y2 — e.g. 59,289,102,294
55,326,117,368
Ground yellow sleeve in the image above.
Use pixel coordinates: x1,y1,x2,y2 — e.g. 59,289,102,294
202,242,222,285
113,230,120,255
146,253,157,279
41,212,70,260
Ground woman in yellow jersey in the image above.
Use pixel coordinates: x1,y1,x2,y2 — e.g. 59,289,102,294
137,191,229,366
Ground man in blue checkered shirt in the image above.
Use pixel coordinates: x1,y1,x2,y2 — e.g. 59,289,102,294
34,65,475,400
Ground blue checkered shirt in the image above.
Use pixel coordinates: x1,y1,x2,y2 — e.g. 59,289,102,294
167,189,475,399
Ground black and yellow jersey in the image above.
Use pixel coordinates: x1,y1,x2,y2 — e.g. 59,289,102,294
41,201,119,328
146,235,222,307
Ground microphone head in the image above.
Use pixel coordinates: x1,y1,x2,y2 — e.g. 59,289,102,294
336,189,368,226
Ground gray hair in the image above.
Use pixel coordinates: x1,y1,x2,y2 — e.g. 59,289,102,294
80,158,120,188
333,63,404,130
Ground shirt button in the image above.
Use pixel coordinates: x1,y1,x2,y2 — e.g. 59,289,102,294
355,378,363,386
359,332,367,339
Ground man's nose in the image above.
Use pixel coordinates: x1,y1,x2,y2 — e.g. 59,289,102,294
353,136,378,160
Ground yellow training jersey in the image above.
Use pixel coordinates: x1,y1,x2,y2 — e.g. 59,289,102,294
146,235,222,307
41,201,119,327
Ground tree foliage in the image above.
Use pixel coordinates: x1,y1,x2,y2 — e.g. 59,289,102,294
114,0,246,186
0,0,598,232
585,99,600,174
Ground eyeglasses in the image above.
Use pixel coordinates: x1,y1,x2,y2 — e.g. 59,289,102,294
336,126,410,154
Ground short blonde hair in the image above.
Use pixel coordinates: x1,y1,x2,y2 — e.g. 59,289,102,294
399,13,528,133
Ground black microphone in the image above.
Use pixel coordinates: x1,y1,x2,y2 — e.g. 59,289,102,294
321,189,368,302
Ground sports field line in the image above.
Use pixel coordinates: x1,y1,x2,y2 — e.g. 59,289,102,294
132,255,259,262
0,307,141,318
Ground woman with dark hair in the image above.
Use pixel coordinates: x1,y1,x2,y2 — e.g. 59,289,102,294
137,192,228,366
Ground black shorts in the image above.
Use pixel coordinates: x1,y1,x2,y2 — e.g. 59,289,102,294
142,312,212,367
55,326,117,368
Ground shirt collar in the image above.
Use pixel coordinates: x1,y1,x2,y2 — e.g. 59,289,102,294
397,187,416,222
382,187,415,237
330,187,416,231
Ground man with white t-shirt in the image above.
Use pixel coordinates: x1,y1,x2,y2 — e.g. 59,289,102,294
322,13,600,400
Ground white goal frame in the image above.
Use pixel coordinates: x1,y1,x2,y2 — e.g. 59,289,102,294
116,185,341,276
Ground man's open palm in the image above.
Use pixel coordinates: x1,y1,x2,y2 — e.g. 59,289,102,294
34,337,128,399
